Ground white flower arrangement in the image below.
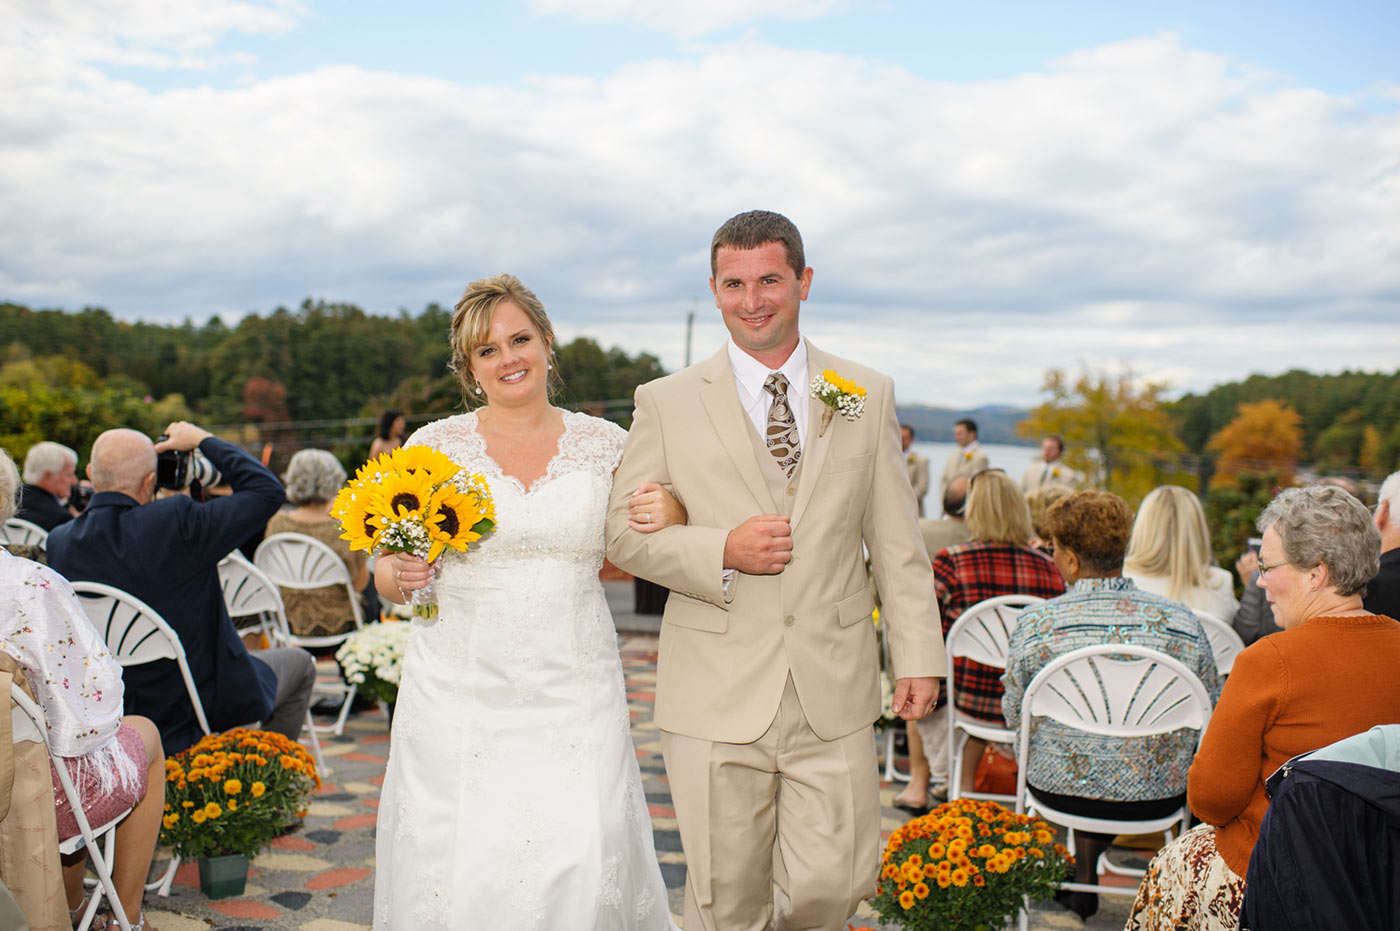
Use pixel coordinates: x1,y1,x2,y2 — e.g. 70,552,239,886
335,621,411,703
809,369,867,436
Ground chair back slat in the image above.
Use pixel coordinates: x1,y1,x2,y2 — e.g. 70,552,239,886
1022,646,1212,741
1,518,48,547
218,552,294,647
945,595,1047,669
69,581,212,737
254,532,364,632
1194,610,1246,675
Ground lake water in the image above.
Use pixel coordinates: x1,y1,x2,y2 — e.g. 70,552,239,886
909,441,1039,515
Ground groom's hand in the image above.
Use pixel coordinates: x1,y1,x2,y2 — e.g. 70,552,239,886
891,676,937,721
723,515,792,574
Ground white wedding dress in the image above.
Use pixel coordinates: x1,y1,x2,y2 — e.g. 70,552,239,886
373,410,676,930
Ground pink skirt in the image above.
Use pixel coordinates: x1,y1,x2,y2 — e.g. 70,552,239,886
50,724,149,840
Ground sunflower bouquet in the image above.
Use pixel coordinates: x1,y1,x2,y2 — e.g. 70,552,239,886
159,728,321,859
332,444,495,617
866,798,1072,931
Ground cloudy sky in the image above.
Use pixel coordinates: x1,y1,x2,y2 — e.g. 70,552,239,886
4,0,1397,407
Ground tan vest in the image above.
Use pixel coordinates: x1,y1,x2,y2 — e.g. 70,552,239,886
743,415,803,517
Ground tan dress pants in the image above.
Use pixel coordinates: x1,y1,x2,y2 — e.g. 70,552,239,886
661,676,879,931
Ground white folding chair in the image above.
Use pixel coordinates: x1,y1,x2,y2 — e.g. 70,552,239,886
1193,609,1246,676
11,684,136,931
1,517,48,547
879,618,911,783
1013,644,1214,931
945,594,1046,802
218,552,328,775
254,532,365,736
70,580,211,897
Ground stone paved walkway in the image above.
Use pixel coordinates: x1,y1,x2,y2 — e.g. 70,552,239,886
130,587,1132,929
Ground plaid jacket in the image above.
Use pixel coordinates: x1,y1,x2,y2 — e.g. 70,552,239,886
932,541,1066,721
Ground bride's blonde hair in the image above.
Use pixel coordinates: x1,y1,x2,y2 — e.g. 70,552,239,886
449,273,563,405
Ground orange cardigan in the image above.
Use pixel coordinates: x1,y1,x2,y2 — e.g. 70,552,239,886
1187,614,1400,876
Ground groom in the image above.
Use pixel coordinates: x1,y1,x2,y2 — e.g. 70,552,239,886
607,210,944,930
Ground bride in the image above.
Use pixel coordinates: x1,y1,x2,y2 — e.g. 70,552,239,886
372,274,682,929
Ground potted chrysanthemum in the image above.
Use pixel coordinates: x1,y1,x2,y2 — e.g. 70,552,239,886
159,728,321,898
862,798,1072,931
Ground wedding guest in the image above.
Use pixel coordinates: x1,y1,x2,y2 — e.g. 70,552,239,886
1,447,166,931
920,474,972,558
1365,470,1400,619
17,441,79,530
1127,484,1400,930
369,410,406,460
1005,490,1219,920
930,469,1065,797
266,449,369,637
1124,485,1238,619
1025,482,1073,554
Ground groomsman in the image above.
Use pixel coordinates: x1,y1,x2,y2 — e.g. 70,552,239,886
938,419,987,514
902,424,930,517
1020,433,1084,491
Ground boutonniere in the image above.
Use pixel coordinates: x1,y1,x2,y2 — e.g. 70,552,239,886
1050,467,1060,477
810,369,866,437
963,450,973,461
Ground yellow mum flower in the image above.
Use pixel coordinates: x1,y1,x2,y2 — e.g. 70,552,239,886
251,782,266,798
913,882,929,900
162,813,179,828
192,810,207,824
224,778,242,795
228,800,237,811
181,800,194,808
951,868,969,887
204,802,222,818
899,890,915,910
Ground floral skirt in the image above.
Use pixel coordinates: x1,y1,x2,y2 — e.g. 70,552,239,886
1126,823,1246,931
50,724,149,840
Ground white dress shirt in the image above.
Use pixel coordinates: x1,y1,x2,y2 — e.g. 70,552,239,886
726,338,809,445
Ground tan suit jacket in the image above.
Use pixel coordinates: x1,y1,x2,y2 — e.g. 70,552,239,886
906,453,930,517
938,444,989,510
1020,458,1084,491
606,342,944,744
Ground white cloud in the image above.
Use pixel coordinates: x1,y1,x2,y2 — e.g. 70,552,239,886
528,0,849,38
0,25,1396,406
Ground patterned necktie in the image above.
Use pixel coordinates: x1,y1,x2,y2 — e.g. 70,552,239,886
763,372,801,478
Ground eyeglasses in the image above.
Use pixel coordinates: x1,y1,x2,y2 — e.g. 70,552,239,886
1257,559,1290,579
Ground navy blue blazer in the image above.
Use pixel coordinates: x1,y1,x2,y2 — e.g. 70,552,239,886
48,437,286,753
16,483,73,531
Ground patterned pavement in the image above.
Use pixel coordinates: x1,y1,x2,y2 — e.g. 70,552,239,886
133,623,1122,929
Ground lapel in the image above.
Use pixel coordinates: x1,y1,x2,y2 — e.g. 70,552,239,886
697,346,777,513
791,340,836,528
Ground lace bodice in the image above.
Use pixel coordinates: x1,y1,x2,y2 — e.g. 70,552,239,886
405,409,627,574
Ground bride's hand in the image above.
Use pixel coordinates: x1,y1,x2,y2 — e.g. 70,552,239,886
375,552,435,603
629,482,686,533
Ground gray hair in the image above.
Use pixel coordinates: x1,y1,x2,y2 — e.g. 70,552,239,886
0,447,20,522
1257,484,1380,597
1379,471,1400,531
282,449,347,506
23,441,77,483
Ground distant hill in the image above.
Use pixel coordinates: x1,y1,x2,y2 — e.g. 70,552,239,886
895,404,1033,447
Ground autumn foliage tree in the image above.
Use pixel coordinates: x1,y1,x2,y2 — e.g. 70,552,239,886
1017,366,1187,506
1205,399,1303,489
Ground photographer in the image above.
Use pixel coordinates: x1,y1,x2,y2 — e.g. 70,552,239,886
47,422,315,754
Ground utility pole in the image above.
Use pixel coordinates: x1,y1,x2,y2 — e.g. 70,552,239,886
684,298,696,368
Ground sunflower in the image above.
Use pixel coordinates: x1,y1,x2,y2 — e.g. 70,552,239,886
376,469,437,521
332,485,385,552
388,445,460,484
423,486,493,562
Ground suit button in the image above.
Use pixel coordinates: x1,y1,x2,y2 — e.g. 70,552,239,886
784,615,796,627
786,486,796,496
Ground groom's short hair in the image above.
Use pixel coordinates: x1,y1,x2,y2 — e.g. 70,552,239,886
711,210,806,278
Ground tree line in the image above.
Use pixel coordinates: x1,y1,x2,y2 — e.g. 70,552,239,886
1,300,665,466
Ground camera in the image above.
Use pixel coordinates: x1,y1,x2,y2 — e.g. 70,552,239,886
68,482,94,512
155,437,223,490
